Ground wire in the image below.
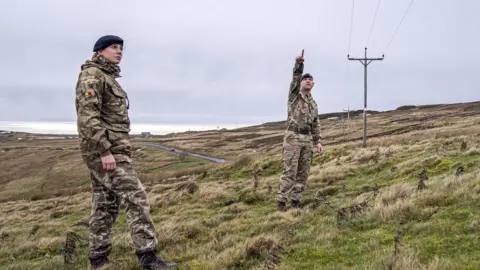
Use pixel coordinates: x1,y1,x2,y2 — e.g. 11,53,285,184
345,0,355,113
366,0,382,48
347,0,356,55
383,0,415,54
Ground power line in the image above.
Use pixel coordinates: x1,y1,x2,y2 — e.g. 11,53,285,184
365,0,382,48
344,0,355,108
347,0,356,54
383,0,415,54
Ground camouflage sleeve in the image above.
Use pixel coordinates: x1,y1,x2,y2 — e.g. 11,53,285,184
312,115,322,145
288,62,304,103
75,71,112,157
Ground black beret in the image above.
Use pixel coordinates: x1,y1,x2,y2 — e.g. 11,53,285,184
301,73,313,81
93,35,124,52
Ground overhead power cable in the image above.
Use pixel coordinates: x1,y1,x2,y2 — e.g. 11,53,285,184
383,0,415,54
347,0,356,55
365,0,383,48
342,0,356,129
344,0,356,104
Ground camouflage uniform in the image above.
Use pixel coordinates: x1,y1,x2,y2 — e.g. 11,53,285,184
277,60,322,208
75,54,158,259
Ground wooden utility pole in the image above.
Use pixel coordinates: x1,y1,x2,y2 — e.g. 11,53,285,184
342,106,350,141
348,47,384,147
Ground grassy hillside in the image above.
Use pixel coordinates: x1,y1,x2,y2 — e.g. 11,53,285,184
0,101,479,269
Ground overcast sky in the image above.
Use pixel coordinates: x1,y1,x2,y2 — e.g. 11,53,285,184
0,0,478,125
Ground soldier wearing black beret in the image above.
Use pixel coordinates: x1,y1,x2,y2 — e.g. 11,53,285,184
75,35,178,269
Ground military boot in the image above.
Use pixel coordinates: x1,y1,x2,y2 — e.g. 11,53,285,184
291,200,301,208
277,201,286,212
89,256,113,270
136,250,178,269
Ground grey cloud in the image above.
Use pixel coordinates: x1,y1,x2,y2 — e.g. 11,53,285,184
0,0,478,125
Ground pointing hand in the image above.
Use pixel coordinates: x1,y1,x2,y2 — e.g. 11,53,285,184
296,49,304,63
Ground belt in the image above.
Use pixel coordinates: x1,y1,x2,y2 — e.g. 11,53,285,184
287,125,311,135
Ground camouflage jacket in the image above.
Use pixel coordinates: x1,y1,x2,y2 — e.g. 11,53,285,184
286,62,322,145
75,55,131,157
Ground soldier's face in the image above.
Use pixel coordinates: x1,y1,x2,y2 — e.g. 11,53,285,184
300,78,314,91
98,44,123,64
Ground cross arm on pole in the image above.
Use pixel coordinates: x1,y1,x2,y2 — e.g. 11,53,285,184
347,56,384,65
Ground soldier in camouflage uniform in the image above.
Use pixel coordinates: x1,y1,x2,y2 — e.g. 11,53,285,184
277,53,324,212
75,35,178,269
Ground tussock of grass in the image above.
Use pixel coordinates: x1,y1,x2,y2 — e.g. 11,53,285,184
197,182,231,202
313,160,350,179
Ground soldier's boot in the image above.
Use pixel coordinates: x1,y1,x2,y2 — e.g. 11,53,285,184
291,200,301,208
89,256,115,270
277,201,287,212
136,250,178,269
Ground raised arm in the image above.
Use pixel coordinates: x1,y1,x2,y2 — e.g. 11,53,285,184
288,56,304,103
75,69,112,157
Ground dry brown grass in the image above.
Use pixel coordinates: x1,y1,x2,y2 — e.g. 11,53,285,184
309,164,350,185
362,248,456,270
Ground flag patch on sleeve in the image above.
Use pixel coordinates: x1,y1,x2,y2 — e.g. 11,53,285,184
83,91,94,97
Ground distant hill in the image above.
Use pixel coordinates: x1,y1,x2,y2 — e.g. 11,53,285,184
236,101,480,131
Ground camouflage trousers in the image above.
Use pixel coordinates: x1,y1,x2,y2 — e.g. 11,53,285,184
82,151,158,259
277,131,313,203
